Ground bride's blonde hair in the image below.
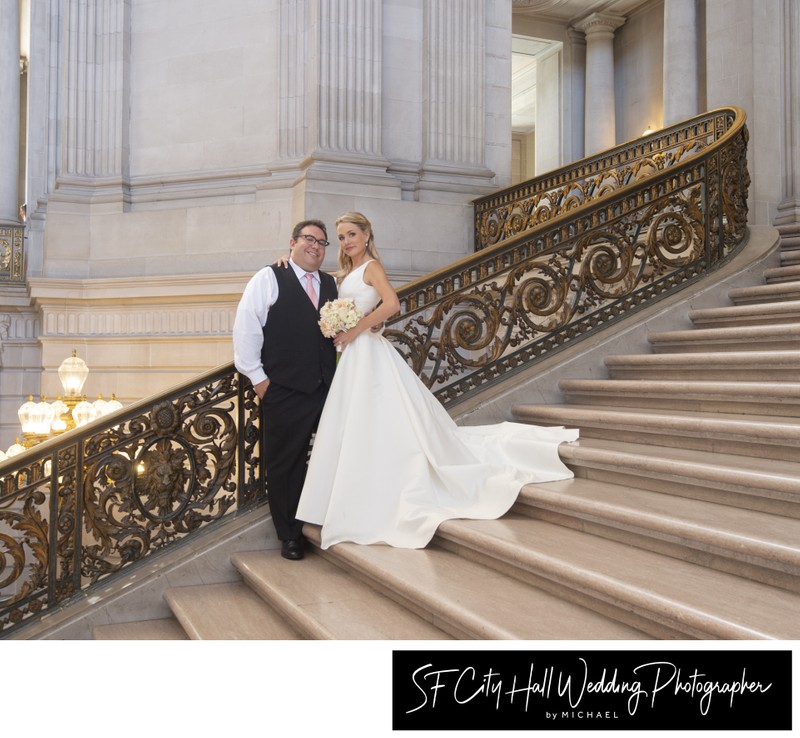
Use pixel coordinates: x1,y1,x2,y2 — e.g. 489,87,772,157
335,211,381,279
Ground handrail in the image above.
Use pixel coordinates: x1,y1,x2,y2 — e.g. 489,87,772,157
0,224,26,283
0,107,749,637
385,107,749,404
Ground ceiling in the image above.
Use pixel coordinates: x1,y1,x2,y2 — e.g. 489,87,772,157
511,0,653,134
512,0,652,25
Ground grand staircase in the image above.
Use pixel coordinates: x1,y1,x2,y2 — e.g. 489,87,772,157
90,226,800,641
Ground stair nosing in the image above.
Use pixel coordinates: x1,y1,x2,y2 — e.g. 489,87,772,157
435,518,795,640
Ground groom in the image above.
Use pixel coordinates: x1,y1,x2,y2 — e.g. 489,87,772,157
232,219,338,560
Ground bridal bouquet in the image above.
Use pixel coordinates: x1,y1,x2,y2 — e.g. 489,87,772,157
319,298,363,349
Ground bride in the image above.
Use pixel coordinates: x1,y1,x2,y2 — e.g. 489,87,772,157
295,212,578,549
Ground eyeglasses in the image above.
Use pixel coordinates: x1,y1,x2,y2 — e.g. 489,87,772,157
296,233,329,248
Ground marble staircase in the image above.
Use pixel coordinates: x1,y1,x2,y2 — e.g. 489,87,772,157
92,230,800,641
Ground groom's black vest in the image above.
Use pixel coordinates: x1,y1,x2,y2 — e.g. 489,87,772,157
261,265,337,394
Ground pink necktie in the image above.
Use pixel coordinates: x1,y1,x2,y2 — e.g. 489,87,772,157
304,273,318,308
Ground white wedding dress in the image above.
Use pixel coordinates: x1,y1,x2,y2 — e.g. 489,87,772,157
296,260,579,549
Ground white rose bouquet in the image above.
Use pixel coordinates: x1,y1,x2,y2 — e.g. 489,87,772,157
319,298,363,351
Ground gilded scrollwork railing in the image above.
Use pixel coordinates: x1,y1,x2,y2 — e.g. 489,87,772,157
473,107,741,250
385,107,749,405
0,225,26,283
0,107,749,638
0,365,262,636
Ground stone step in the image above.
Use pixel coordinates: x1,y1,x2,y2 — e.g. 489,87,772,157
558,437,800,518
232,548,452,639
512,477,800,593
783,251,800,267
764,264,800,284
433,514,800,639
558,377,800,416
728,280,800,305
93,617,188,640
512,403,800,462
602,350,800,381
298,526,650,640
777,224,800,250
688,301,800,328
163,581,302,640
648,322,800,352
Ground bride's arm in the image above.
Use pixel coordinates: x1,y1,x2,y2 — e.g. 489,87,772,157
334,261,400,350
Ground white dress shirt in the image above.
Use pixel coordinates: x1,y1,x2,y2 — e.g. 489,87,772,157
232,259,321,387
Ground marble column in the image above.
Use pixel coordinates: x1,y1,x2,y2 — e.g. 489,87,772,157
566,27,587,163
417,0,496,199
0,0,21,223
663,0,699,126
575,13,625,156
278,0,392,187
56,0,130,199
775,0,800,226
424,0,484,168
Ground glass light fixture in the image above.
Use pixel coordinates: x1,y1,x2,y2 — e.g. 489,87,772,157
18,396,38,434
72,400,96,428
6,439,26,457
10,352,125,455
58,350,90,397
92,395,109,417
32,398,56,435
50,398,69,433
105,395,123,414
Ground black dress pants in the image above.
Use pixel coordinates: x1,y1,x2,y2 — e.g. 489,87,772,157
261,381,328,541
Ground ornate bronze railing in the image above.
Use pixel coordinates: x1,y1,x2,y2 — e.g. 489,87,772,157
0,107,749,637
0,366,262,636
0,225,26,283
386,107,749,404
473,107,742,250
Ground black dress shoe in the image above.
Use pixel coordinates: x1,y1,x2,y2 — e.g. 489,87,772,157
281,538,304,560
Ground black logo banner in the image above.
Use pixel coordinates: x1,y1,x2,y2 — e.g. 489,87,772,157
392,649,792,731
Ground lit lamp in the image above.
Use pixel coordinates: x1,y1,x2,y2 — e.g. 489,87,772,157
58,350,90,399
18,396,55,447
50,398,69,432
72,399,96,428
8,350,125,455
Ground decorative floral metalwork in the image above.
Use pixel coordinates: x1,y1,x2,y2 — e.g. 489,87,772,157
1,366,261,635
473,110,736,251
0,226,25,283
0,107,749,638
388,108,749,405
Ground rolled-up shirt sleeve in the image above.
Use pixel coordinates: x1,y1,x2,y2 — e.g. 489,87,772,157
233,266,278,387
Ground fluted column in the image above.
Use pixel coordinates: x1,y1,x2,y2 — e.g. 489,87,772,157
663,0,699,126
575,13,625,156
424,0,485,168
279,0,387,171
0,0,21,223
57,0,130,195
415,0,497,200
775,0,800,226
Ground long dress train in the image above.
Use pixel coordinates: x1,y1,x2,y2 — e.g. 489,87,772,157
296,260,579,549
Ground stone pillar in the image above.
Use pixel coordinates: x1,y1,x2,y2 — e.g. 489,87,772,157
663,0,699,126
0,0,21,223
417,0,496,200
775,0,800,227
566,27,587,163
278,0,393,192
55,0,130,202
575,13,625,156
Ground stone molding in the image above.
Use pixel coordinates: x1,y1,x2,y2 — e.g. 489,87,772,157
29,274,250,339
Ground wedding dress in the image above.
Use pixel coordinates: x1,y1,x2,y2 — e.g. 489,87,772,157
296,260,579,549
